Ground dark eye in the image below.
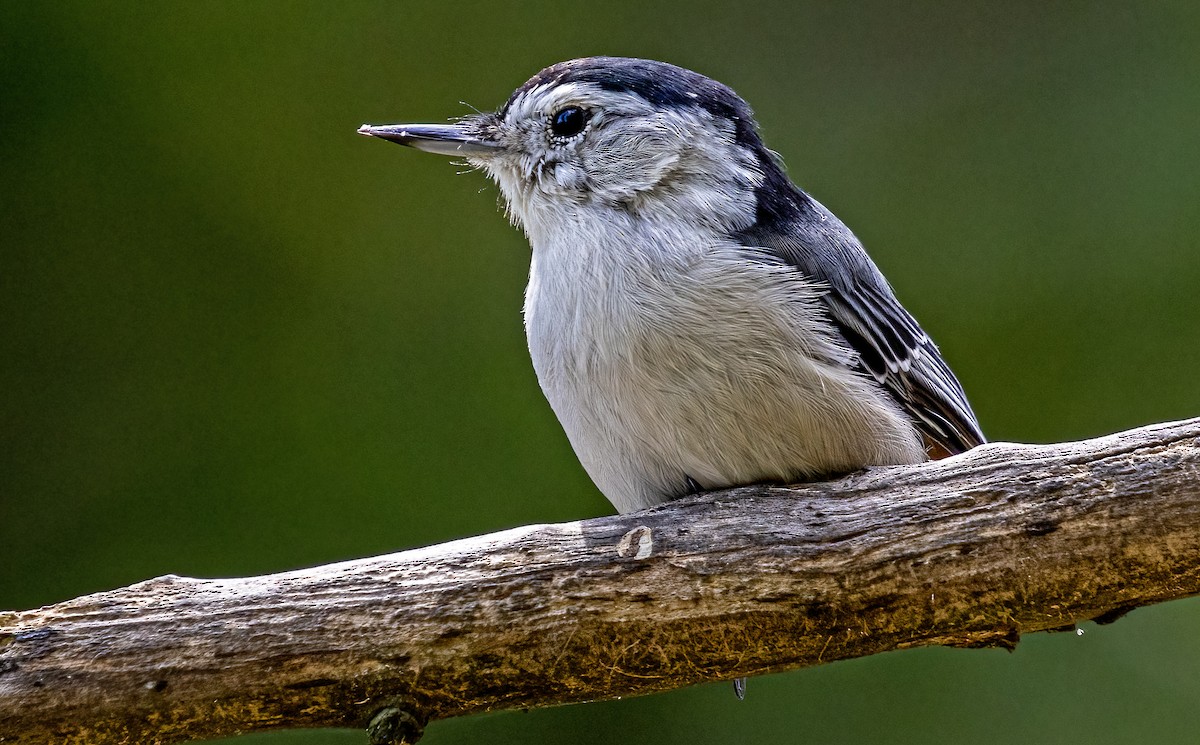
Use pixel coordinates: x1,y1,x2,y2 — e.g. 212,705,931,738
550,106,588,137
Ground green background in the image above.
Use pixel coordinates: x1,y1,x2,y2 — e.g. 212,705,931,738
3,2,1199,744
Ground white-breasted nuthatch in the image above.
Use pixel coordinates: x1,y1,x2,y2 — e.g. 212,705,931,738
360,57,985,515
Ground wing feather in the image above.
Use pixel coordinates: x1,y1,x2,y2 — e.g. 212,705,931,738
737,193,985,455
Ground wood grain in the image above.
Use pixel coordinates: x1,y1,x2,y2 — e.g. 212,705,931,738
3,418,1200,744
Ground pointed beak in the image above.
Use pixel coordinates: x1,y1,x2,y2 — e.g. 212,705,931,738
357,122,499,156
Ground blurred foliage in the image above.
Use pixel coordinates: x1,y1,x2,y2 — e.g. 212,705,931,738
2,2,1199,744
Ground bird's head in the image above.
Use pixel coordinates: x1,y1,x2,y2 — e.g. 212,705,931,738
361,57,794,239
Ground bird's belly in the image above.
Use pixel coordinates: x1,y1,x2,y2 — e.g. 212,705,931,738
525,248,925,513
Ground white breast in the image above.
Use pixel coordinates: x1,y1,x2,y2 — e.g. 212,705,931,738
523,216,925,513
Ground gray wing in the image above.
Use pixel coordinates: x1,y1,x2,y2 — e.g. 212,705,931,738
739,195,985,455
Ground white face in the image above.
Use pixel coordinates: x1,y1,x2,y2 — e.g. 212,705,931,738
466,82,765,238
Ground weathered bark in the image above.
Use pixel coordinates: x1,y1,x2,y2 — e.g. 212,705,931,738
2,418,1200,745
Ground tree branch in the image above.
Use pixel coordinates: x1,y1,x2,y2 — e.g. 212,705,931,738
3,418,1200,744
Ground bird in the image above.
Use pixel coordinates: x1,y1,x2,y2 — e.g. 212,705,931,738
359,56,985,516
